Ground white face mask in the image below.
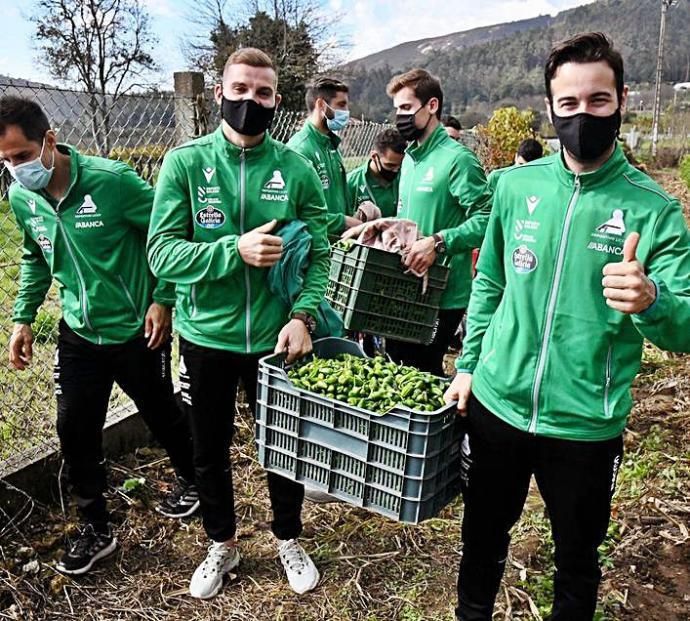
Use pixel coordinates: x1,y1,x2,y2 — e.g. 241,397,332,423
5,137,55,191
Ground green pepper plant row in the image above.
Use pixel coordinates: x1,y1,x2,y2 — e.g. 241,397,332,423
287,354,448,414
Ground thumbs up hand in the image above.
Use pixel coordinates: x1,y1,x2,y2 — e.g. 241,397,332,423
238,219,283,267
602,232,656,314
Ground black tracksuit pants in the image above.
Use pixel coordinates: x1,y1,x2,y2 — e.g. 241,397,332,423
178,337,304,543
457,395,623,621
55,321,194,530
386,308,465,376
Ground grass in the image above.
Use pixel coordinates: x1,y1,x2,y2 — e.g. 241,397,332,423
0,199,129,462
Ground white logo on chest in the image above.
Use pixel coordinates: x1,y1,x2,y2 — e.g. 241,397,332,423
526,196,540,215
596,209,625,236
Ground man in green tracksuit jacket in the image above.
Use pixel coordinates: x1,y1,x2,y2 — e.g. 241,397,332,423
486,137,544,192
386,69,493,375
445,33,690,621
287,77,361,237
346,127,405,219
147,48,328,600
0,96,196,577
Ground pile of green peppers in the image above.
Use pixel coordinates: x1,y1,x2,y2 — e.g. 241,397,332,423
287,354,447,414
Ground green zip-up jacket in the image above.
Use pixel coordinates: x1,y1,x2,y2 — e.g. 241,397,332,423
398,123,493,309
487,164,515,194
267,220,344,339
287,120,350,235
9,144,175,345
457,146,690,442
347,160,399,218
147,127,330,353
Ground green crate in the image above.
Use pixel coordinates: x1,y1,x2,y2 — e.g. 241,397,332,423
255,338,462,524
326,243,449,344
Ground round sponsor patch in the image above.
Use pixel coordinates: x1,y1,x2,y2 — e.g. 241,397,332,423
195,206,225,229
37,234,53,253
512,245,538,273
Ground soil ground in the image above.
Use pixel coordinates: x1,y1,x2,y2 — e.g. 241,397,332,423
0,171,688,621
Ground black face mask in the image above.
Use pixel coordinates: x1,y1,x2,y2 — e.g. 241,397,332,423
221,96,276,137
373,155,399,182
551,108,621,162
395,101,431,141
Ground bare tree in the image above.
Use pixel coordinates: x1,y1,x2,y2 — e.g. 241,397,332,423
31,0,158,155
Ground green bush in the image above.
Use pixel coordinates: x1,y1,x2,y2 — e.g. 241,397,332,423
475,107,545,171
109,145,169,184
33,308,59,344
680,154,690,190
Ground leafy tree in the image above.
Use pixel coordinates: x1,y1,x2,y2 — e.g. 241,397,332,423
31,0,157,155
475,107,540,170
187,0,341,110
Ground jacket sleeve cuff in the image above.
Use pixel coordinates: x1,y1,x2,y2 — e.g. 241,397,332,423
290,304,318,319
455,357,476,373
11,311,36,325
439,227,467,255
636,277,661,319
152,293,176,306
152,281,177,306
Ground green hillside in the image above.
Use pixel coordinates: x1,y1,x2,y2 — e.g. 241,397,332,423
345,0,690,121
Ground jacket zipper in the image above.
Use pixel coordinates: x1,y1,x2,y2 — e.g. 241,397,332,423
240,149,251,353
528,176,581,434
604,343,613,417
55,178,101,344
117,274,142,322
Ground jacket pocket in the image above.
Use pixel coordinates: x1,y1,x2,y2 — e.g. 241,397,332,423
604,342,613,419
117,275,142,322
190,284,198,318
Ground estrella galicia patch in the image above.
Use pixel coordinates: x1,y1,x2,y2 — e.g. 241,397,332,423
512,245,538,274
37,234,53,253
195,206,225,229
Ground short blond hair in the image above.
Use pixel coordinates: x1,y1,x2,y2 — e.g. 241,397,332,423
386,68,443,119
223,47,278,84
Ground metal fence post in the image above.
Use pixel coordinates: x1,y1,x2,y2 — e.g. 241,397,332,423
174,71,206,145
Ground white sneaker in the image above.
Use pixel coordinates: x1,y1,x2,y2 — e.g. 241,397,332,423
189,541,240,600
278,538,320,594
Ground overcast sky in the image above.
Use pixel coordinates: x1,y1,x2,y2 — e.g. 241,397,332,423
0,0,597,88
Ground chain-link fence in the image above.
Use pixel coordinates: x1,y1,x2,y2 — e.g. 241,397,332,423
0,78,387,471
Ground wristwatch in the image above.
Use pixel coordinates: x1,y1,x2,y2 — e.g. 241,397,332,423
291,312,316,334
432,233,446,254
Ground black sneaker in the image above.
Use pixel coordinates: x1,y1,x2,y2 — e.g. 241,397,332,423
156,478,200,518
56,525,117,575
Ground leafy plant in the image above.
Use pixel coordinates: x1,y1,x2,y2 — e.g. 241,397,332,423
33,308,59,344
680,154,690,191
121,477,146,494
475,107,542,170
110,145,169,184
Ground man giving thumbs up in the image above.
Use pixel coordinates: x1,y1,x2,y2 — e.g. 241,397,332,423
445,33,690,621
148,48,327,599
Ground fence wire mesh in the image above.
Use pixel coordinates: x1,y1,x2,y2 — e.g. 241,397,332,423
0,78,387,471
